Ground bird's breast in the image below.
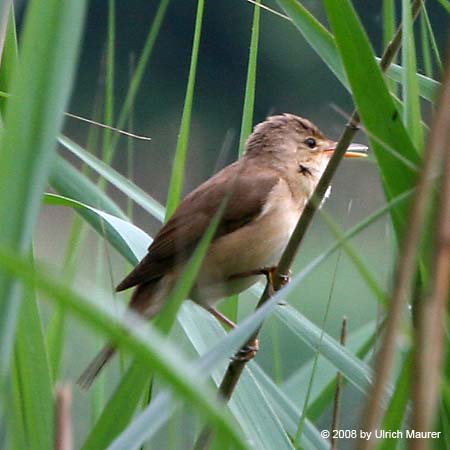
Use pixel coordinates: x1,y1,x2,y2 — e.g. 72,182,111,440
192,179,304,304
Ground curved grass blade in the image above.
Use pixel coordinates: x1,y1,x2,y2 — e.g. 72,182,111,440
12,274,53,450
110,0,171,153
0,0,87,386
323,0,420,240
276,0,439,103
0,6,17,114
43,193,151,264
401,0,423,150
178,305,318,450
58,135,165,222
276,305,374,396
0,247,251,450
50,157,127,219
238,0,260,155
165,0,205,219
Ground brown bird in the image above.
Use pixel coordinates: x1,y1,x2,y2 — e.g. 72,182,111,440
78,113,367,388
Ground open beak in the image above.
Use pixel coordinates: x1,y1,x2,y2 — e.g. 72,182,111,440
324,142,368,158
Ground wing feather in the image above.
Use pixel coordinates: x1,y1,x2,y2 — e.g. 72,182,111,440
116,161,279,291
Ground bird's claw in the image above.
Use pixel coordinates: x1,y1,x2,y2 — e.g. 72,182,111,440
231,339,259,362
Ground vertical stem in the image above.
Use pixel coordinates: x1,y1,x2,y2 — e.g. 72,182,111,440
330,317,347,450
55,385,73,450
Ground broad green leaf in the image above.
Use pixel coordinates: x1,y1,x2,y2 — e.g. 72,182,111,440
44,193,151,264
165,0,204,219
58,135,165,222
249,364,328,450
0,247,250,450
276,0,439,103
282,321,376,408
178,305,316,450
12,279,53,450
50,157,127,219
323,0,420,240
276,305,374,396
81,361,150,450
385,62,439,102
0,0,87,386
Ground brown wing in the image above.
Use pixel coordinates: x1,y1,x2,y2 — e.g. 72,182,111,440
116,161,280,292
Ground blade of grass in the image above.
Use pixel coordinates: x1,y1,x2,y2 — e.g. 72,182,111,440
0,247,251,450
109,0,171,153
12,268,53,450
238,0,260,155
108,296,309,450
223,0,261,327
165,0,205,219
421,5,443,74
102,0,115,166
294,245,344,445
401,0,423,150
420,13,433,78
82,197,229,450
377,350,412,450
0,4,16,114
383,0,397,93
276,0,438,103
58,136,165,221
323,0,420,241
0,0,87,388
43,193,151,263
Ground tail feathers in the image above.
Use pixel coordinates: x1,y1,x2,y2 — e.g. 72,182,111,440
77,344,116,391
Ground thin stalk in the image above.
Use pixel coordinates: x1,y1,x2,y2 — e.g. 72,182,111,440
55,385,73,450
294,248,343,445
330,317,347,450
410,50,450,450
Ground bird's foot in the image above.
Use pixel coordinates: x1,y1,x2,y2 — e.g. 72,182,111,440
230,266,291,289
259,267,292,296
232,339,259,362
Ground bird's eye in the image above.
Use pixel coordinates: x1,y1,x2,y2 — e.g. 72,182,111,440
305,137,316,149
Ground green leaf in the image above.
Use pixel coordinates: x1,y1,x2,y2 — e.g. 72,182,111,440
81,361,150,450
165,0,205,219
0,246,251,450
378,350,412,450
44,193,151,264
401,0,423,149
110,0,171,153
0,7,17,114
12,276,53,450
58,135,165,222
178,305,323,450
0,0,87,386
238,0,260,154
276,0,439,103
323,0,420,240
283,322,375,410
276,305,374,396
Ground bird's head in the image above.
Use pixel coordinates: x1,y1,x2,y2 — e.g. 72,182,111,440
244,113,367,175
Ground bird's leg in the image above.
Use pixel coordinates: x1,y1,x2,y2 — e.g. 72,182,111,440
204,306,236,329
204,306,259,361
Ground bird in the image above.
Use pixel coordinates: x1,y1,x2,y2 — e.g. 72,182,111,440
77,113,367,389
